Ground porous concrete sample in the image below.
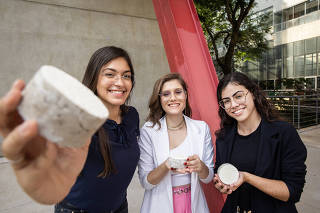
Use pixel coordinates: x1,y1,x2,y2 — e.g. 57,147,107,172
168,156,187,169
18,65,109,147
217,163,239,185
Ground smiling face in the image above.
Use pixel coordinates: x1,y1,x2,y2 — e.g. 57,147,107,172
160,79,186,116
96,57,132,110
221,83,259,124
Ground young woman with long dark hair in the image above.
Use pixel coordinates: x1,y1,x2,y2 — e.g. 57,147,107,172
0,46,140,213
214,72,307,213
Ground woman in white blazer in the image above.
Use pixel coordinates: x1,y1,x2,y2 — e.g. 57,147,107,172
138,73,214,213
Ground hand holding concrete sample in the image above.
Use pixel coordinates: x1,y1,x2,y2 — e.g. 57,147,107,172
18,65,109,147
217,163,239,185
0,66,109,204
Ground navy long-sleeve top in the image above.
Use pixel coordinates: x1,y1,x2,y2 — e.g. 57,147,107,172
63,106,140,212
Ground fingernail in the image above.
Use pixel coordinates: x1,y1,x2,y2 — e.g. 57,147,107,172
187,158,189,161
18,122,31,136
186,166,188,168
13,80,20,87
184,162,187,165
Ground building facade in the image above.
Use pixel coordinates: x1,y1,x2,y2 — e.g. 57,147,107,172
242,0,320,92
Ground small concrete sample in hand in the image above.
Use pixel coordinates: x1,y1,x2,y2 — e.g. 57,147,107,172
217,163,239,185
18,65,109,147
168,156,187,169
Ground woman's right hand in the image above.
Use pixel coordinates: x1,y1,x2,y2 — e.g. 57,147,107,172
213,174,233,194
0,80,90,204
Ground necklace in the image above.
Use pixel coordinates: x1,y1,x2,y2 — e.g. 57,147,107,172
167,119,185,131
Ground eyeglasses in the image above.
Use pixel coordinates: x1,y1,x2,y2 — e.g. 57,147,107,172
103,71,132,81
219,91,249,110
159,88,185,100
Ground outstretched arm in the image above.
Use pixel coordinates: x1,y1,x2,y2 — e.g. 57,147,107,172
1,80,90,204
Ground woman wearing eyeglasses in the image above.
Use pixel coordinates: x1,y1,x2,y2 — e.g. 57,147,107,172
0,46,140,213
138,73,214,213
214,72,307,213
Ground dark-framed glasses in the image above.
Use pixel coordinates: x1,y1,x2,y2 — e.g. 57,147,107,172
219,91,249,110
159,88,185,100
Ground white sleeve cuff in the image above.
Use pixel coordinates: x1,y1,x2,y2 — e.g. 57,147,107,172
143,174,157,190
200,167,214,184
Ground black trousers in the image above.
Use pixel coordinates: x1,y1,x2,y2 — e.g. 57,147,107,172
54,199,128,213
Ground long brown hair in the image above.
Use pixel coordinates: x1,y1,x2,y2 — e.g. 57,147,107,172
147,73,192,128
215,72,278,137
82,46,135,178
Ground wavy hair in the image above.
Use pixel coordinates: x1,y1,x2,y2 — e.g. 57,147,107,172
82,46,135,177
147,73,192,128
216,72,278,137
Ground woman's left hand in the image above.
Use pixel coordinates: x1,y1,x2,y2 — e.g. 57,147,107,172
229,171,246,191
185,154,209,179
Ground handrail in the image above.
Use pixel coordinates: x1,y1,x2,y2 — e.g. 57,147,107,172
268,94,320,129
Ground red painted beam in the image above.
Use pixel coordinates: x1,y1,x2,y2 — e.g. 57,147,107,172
152,0,225,212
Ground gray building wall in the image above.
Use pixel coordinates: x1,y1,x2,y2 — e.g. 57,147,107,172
0,0,169,142
0,0,169,212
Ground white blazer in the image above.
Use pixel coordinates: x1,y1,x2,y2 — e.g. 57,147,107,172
138,115,214,213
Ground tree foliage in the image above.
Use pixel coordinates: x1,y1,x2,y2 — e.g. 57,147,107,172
194,0,271,76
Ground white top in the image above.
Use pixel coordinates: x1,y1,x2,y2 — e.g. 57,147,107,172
170,137,191,187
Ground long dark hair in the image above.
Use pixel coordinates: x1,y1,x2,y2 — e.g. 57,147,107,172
215,72,278,137
147,73,192,128
82,46,135,177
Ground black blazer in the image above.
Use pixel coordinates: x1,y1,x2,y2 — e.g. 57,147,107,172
215,119,307,213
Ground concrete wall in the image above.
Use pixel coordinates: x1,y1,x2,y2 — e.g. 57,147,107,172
0,0,169,211
0,0,169,144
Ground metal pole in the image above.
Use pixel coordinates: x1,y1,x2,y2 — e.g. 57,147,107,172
298,97,301,129
292,97,295,126
316,94,319,124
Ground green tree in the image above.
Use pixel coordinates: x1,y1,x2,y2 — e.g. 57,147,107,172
194,0,271,76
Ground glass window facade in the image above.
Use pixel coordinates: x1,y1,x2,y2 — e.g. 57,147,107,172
283,7,294,22
305,54,317,76
274,0,320,32
306,0,318,14
317,37,320,52
294,55,305,77
274,11,282,25
284,56,294,78
294,3,306,18
240,1,320,91
241,36,320,90
294,40,305,56
306,38,317,54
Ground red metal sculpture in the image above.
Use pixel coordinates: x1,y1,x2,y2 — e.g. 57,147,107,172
152,0,225,212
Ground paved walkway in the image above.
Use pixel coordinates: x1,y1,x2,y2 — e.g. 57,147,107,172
296,125,320,212
0,125,319,212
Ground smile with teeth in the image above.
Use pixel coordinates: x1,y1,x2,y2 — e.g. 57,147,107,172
232,108,245,115
109,90,125,94
168,103,180,107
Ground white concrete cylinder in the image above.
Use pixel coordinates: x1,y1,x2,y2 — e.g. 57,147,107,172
18,65,109,147
217,163,239,185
